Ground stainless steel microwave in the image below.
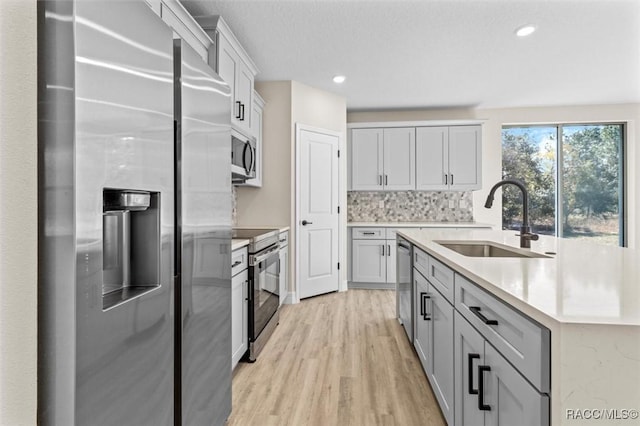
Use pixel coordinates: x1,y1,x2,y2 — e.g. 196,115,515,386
231,129,256,183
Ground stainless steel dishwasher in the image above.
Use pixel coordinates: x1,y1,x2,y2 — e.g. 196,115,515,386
396,236,413,343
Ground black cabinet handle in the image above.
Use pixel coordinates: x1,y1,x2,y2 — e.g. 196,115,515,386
362,232,376,235
378,175,382,186
380,244,385,256
469,306,498,325
387,244,390,256
384,174,388,185
451,174,454,185
468,353,480,395
235,101,241,119
444,174,448,185
232,260,242,268
244,280,249,301
478,365,491,411
240,103,245,121
419,289,425,317
421,292,431,321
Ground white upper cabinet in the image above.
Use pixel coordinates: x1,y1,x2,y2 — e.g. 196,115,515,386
383,128,416,190
217,31,254,135
448,126,482,190
350,127,415,191
155,0,213,63
197,16,259,139
416,125,482,191
415,126,448,190
350,129,384,190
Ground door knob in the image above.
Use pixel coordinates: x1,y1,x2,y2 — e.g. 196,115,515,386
301,220,313,226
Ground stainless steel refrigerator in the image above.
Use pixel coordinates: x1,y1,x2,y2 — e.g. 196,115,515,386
37,1,232,425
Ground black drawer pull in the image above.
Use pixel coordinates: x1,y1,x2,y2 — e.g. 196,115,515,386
421,292,431,321
232,260,242,267
469,306,498,325
478,365,491,411
362,232,376,235
468,353,480,395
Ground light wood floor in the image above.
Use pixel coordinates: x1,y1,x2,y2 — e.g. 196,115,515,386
227,289,445,426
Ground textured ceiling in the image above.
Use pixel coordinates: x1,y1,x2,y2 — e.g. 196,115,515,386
182,0,640,111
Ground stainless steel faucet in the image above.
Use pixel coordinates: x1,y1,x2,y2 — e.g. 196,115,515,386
484,179,539,248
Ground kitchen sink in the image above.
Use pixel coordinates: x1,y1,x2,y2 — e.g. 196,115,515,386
435,241,551,258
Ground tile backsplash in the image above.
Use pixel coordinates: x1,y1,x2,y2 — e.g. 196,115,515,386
232,185,237,226
348,191,473,222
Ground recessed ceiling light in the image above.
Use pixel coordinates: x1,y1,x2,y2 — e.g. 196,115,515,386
333,75,346,84
515,25,536,37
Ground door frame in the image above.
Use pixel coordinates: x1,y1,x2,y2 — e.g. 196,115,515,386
294,123,345,303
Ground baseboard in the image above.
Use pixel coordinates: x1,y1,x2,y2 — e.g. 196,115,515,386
348,282,396,290
284,291,298,304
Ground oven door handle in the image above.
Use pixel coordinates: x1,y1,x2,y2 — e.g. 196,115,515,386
250,244,280,265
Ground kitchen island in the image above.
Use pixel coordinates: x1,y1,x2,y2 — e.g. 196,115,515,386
398,228,640,426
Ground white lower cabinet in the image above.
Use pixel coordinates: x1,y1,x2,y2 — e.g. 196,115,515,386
414,267,454,425
454,311,549,426
278,230,289,306
231,252,248,370
352,239,387,283
351,228,397,284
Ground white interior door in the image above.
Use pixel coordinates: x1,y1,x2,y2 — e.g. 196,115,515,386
298,126,340,299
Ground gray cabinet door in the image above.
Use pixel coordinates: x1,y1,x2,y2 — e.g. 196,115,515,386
413,270,433,376
279,245,288,306
448,125,481,190
352,239,386,283
430,286,455,426
416,126,448,190
350,128,384,190
454,312,485,426
484,344,549,426
231,269,248,369
382,127,416,190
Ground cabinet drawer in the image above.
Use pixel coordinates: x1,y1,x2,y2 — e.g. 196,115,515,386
427,255,454,304
455,274,550,393
231,247,248,277
414,247,429,280
386,228,402,240
352,227,385,239
278,230,289,248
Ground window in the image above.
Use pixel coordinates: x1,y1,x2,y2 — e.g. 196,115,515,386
501,124,625,246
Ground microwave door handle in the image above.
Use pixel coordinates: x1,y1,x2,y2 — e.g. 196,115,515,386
249,144,256,175
242,141,251,174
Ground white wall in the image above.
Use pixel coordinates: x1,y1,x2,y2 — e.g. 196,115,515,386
348,102,640,248
0,1,38,424
236,81,293,227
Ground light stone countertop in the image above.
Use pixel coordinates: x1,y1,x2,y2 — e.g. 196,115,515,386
231,239,250,251
234,225,290,232
398,228,640,425
348,221,493,228
398,228,640,326
231,226,289,251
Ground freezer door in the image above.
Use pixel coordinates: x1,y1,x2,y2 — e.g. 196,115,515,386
174,39,232,426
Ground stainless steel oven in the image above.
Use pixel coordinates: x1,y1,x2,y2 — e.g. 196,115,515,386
232,228,280,362
231,129,256,183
